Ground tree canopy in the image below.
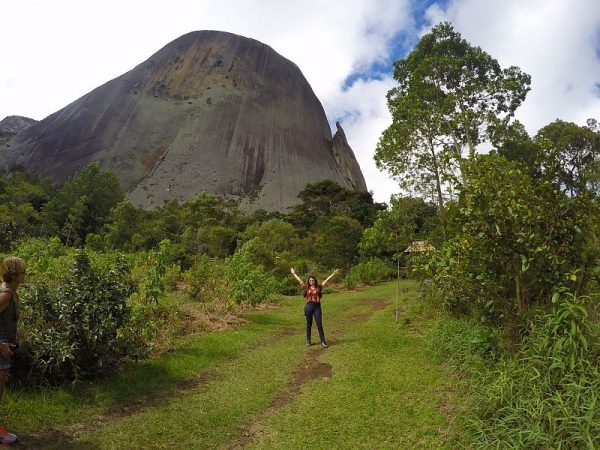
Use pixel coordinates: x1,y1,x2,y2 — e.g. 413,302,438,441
375,22,531,209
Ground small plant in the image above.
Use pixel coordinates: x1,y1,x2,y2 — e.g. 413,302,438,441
163,264,181,291
142,239,176,303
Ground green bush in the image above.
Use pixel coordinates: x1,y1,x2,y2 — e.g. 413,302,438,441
10,236,72,283
425,154,596,322
225,239,277,305
141,239,177,303
84,232,104,251
343,258,394,289
183,255,226,302
163,264,181,292
15,252,145,384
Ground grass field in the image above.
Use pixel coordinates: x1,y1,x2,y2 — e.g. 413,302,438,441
4,280,468,449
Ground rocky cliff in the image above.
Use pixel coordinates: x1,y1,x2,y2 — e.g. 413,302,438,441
0,31,367,211
0,115,37,136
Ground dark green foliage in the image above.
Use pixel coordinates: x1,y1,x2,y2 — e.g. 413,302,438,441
313,215,363,269
44,162,125,245
0,172,53,250
103,201,145,251
239,219,297,253
288,180,384,230
0,171,53,212
388,21,600,449
426,153,595,321
491,120,538,173
495,119,600,195
534,119,600,195
238,219,307,293
0,163,384,387
376,22,531,210
183,255,226,302
359,196,438,260
0,160,372,276
224,238,277,305
343,258,395,289
15,252,142,383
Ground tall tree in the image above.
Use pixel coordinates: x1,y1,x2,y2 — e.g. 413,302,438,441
44,162,124,243
288,180,384,230
491,120,538,174
359,196,438,260
534,119,600,195
375,22,531,210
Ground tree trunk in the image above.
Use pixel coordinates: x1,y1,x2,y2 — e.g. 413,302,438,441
428,141,445,211
428,140,447,239
512,258,524,314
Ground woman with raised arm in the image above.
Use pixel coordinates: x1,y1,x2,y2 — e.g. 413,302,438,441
290,268,340,348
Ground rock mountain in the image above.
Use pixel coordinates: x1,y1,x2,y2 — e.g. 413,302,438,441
0,31,367,211
0,116,37,136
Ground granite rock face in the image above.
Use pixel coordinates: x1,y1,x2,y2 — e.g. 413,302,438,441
0,31,367,211
0,116,37,135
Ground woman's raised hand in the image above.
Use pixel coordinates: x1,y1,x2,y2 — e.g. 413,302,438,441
290,268,296,275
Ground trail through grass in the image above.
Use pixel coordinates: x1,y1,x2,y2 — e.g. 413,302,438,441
9,281,468,449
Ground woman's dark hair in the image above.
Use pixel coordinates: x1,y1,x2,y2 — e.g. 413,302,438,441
304,276,322,298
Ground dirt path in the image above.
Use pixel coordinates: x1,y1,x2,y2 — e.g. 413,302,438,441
19,369,219,448
226,298,389,449
227,350,332,449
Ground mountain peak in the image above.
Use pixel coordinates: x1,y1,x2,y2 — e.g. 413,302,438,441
0,31,366,211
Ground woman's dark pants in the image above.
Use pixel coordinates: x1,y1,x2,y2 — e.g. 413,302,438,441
304,302,325,343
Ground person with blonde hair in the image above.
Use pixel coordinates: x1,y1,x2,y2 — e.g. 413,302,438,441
0,256,26,445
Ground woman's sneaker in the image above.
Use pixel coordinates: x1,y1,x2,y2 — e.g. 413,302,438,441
321,341,328,348
0,426,17,444
306,340,312,347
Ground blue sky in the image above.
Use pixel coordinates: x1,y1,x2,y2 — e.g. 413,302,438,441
2,0,600,202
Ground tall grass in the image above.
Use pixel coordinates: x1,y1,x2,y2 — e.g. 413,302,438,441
427,292,600,449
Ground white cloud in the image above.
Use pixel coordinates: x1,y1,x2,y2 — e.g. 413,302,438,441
324,76,400,203
424,0,600,134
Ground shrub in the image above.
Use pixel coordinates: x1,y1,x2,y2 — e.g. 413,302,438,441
343,258,394,289
163,265,181,291
183,255,226,302
426,154,596,323
10,236,71,283
224,239,277,305
84,232,104,251
15,252,144,384
141,239,176,303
